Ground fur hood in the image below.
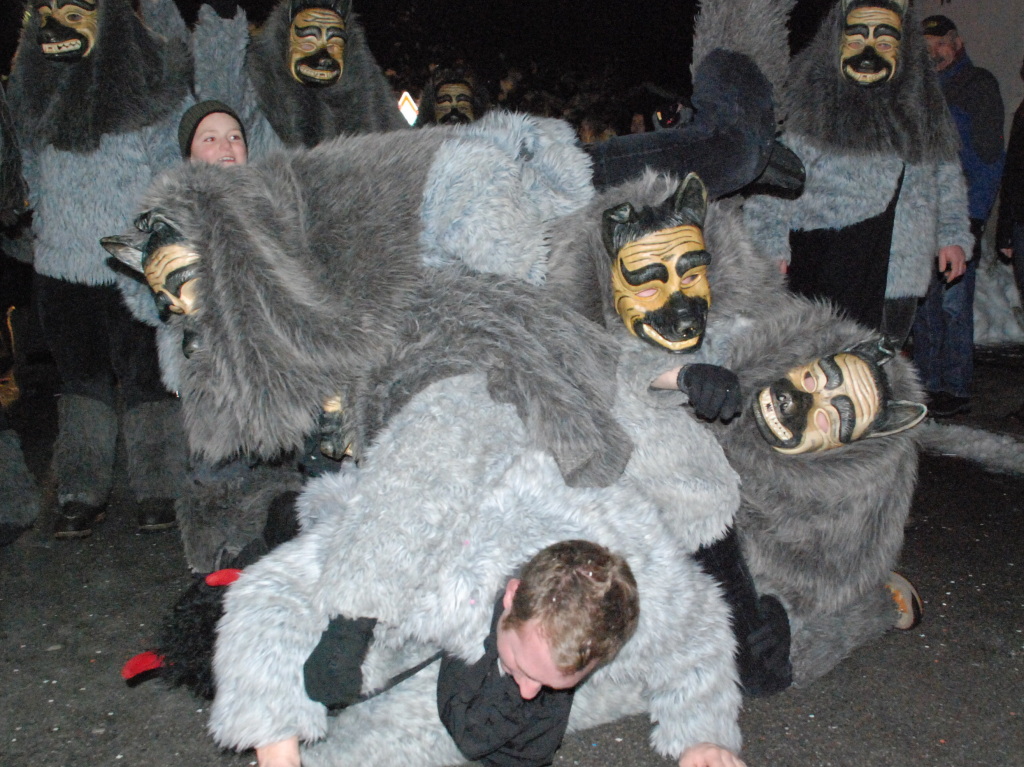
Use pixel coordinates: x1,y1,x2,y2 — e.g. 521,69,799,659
246,1,406,147
783,1,959,163
7,0,190,153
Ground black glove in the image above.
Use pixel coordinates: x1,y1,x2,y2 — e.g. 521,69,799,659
317,407,349,461
678,364,742,422
304,616,378,710
743,139,806,199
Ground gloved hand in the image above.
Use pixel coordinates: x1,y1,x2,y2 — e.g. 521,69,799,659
744,138,806,198
678,364,742,422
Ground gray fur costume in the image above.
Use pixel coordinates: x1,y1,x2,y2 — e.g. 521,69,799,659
211,356,743,763
545,170,923,686
118,112,624,570
7,0,189,519
742,2,973,317
190,0,406,157
0,87,39,546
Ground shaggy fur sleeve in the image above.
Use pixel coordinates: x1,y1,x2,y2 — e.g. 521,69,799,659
191,6,258,128
935,159,975,257
641,585,743,757
210,532,334,750
139,0,188,45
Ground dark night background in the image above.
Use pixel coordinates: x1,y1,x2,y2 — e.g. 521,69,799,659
1,0,831,100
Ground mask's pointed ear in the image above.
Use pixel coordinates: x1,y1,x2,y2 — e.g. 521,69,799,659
602,202,638,258
867,400,927,439
100,236,146,273
672,172,708,227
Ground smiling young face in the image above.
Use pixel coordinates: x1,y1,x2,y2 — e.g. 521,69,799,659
189,112,248,166
495,580,594,700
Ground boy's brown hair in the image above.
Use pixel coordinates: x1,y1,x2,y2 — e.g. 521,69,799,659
505,540,640,674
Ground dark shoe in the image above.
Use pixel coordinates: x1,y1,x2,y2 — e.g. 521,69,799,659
54,501,106,539
137,498,177,533
927,391,971,418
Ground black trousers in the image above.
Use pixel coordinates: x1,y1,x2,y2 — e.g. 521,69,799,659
34,273,167,409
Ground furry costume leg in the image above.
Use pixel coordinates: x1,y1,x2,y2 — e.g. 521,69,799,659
122,399,187,501
787,584,896,687
0,424,40,545
122,398,187,530
53,393,117,508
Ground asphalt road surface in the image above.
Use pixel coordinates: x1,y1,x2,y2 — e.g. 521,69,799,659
2,347,1022,767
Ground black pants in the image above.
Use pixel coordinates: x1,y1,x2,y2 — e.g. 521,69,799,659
34,273,167,408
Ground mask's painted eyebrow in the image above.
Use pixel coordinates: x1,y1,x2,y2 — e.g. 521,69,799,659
833,395,857,443
874,24,901,39
819,355,845,391
845,23,870,37
674,250,711,276
619,259,669,287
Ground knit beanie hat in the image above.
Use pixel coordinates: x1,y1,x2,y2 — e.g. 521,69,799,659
178,100,247,159
922,15,957,37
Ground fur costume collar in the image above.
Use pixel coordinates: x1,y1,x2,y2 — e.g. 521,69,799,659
782,2,959,163
7,0,190,153
246,1,405,147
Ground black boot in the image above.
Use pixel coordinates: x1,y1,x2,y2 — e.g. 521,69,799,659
137,497,177,532
54,501,106,539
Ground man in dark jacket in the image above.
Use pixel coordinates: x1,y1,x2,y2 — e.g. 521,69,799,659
913,15,1005,417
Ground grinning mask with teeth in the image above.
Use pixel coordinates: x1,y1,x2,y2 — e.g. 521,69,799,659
753,340,926,454
602,173,711,353
288,1,349,87
36,0,99,61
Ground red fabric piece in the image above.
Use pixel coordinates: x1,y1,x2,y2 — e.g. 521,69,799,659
205,568,243,587
121,650,165,679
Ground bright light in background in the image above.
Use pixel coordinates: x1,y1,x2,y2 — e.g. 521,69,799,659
398,91,418,126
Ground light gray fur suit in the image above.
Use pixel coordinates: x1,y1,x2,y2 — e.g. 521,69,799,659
211,354,743,764
113,110,746,761
742,3,972,305
7,0,189,519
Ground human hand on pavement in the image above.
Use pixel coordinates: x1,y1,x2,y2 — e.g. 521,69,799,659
678,742,747,767
256,736,301,767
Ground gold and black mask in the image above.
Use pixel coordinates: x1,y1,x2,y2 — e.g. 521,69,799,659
840,3,904,86
602,174,711,353
434,81,475,124
753,341,926,454
102,212,201,320
288,7,347,87
36,0,98,61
